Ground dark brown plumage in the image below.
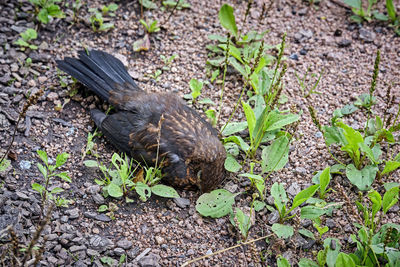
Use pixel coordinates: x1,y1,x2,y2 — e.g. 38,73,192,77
56,50,226,192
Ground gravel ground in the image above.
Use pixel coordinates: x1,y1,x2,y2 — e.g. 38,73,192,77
1,0,400,266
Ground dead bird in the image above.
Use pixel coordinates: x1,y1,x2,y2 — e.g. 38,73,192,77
56,50,226,192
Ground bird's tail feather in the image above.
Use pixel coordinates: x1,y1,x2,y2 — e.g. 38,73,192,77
56,50,140,101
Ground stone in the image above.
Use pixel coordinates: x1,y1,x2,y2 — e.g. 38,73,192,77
47,92,58,101
117,239,133,250
173,197,190,208
138,253,160,267
359,28,376,43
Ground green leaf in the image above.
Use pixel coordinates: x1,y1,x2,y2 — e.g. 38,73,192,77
298,258,319,267
289,185,319,213
323,126,346,146
373,10,388,21
382,160,400,176
229,57,248,78
335,252,356,267
140,0,157,9
319,167,331,197
386,0,397,21
264,112,300,132
98,205,108,212
55,152,69,168
253,200,266,211
37,150,48,165
343,0,362,8
208,34,228,42
47,4,64,17
224,136,250,152
107,183,123,198
107,3,118,11
300,206,327,220
84,160,99,168
135,182,151,201
358,142,377,164
221,121,248,136
272,223,294,239
32,183,45,194
271,183,288,213
189,79,203,101
50,187,64,194
56,172,71,183
218,4,238,38
196,189,237,218
234,208,251,238
224,154,241,173
261,135,289,173
38,8,49,24
151,184,179,198
382,186,399,214
24,28,37,40
37,163,47,178
277,256,291,267
368,190,381,221
345,164,378,191
0,159,10,172
324,238,341,267
299,229,315,240
241,101,256,140
15,39,29,47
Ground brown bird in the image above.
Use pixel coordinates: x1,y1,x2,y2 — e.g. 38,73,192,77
56,50,226,192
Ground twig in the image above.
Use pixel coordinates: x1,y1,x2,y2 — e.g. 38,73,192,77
181,234,272,266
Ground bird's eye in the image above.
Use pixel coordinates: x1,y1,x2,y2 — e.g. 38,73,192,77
197,170,202,179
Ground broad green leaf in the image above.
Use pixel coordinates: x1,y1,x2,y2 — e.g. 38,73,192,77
223,136,250,152
224,154,241,173
381,160,400,176
50,187,64,194
47,4,64,17
367,190,381,220
253,200,266,211
37,150,48,165
300,206,327,220
319,167,331,196
151,184,179,198
208,34,227,42
299,229,315,240
84,160,99,167
298,258,319,267
324,238,341,267
0,159,10,172
343,0,362,9
98,205,108,212
140,0,157,9
271,183,288,213
38,8,49,24
228,57,247,78
56,152,69,167
345,164,378,191
107,183,123,198
261,135,289,173
32,183,45,194
221,121,248,136
241,101,256,140
382,186,399,214
196,189,237,218
277,256,291,267
358,142,377,164
224,142,239,156
135,182,151,201
189,79,203,100
107,3,118,11
323,126,345,146
386,0,397,21
37,163,47,178
289,185,319,212
264,112,300,132
271,223,294,239
373,11,388,21
56,172,71,183
234,208,251,238
218,4,238,38
335,252,356,267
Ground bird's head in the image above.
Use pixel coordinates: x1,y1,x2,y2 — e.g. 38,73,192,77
194,150,227,193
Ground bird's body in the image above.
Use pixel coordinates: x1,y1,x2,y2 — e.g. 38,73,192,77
57,50,226,192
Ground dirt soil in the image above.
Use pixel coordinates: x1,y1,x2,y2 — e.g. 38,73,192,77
1,0,400,266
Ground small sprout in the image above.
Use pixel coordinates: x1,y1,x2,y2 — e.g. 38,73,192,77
14,28,38,51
